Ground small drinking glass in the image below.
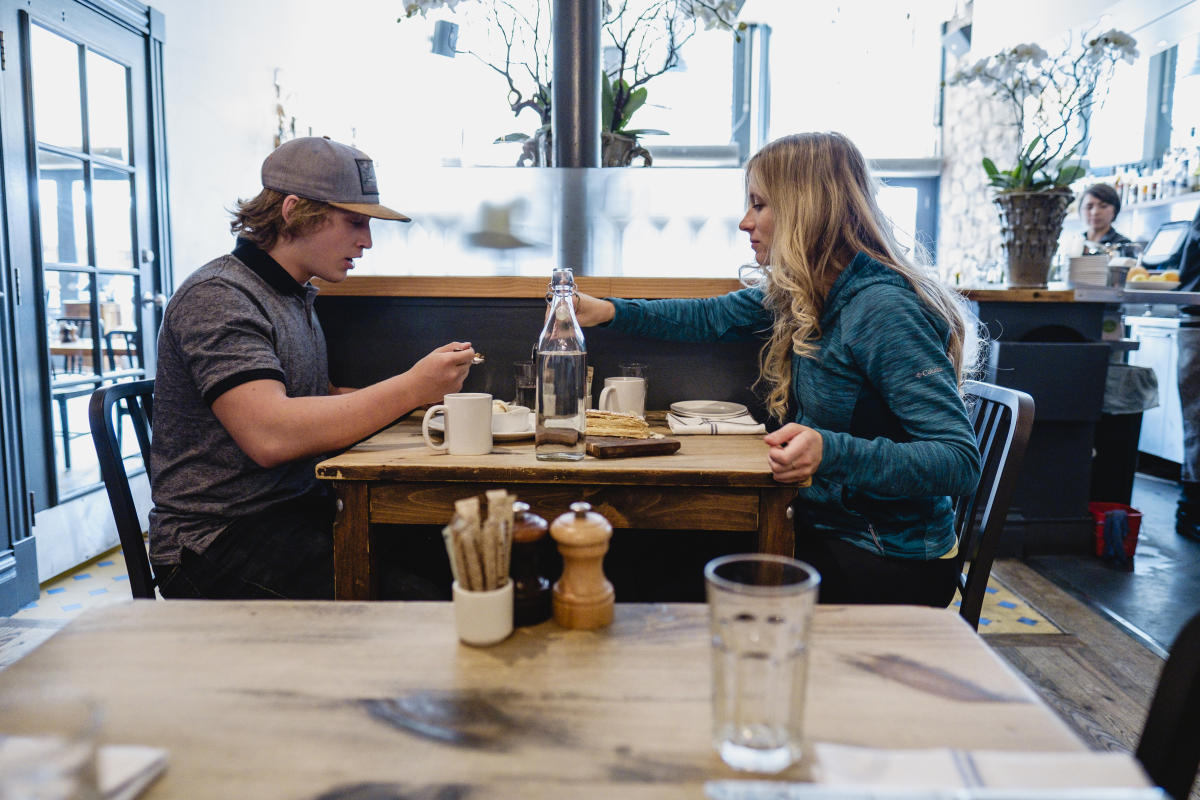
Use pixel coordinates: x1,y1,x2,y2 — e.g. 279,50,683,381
513,360,536,410
705,554,819,773
0,691,103,800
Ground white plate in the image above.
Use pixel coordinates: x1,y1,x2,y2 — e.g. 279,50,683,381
669,400,749,419
426,415,535,442
1126,281,1180,291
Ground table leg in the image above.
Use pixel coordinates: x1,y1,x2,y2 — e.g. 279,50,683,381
758,486,797,557
332,481,377,600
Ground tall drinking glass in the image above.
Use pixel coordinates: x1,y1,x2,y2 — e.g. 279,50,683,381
705,554,819,773
513,360,536,410
0,691,103,800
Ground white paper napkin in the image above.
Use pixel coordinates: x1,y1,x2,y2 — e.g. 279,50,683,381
666,412,765,435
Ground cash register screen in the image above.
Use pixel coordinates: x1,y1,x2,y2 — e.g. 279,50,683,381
1142,220,1191,267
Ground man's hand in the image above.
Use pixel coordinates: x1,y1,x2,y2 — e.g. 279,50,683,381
404,342,475,406
763,423,822,485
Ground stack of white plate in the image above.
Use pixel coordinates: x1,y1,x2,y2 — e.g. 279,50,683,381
1067,255,1110,287
668,401,748,420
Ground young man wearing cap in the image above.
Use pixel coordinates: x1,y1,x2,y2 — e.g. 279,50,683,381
149,137,476,599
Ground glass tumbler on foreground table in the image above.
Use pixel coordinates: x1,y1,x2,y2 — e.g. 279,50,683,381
0,692,103,800
705,554,820,773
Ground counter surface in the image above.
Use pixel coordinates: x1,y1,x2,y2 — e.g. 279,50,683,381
314,276,1200,304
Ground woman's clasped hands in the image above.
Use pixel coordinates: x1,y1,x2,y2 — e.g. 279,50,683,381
764,423,822,484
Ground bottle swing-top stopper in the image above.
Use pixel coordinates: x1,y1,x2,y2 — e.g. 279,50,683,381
549,501,614,630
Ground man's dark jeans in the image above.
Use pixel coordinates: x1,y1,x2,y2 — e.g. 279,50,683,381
157,490,336,600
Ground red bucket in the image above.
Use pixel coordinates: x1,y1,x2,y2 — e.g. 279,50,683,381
1089,502,1142,559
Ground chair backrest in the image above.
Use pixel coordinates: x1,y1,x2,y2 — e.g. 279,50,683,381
1138,611,1200,800
88,379,156,599
103,328,139,371
952,379,1035,629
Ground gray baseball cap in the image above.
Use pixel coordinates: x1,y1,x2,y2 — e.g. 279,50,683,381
261,136,410,221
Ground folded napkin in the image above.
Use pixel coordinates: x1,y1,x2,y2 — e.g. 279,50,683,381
809,742,1154,793
666,412,765,435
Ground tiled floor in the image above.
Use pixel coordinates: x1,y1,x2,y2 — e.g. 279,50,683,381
14,553,133,619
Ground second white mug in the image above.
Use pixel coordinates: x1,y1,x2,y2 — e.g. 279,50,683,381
422,392,494,455
598,376,646,418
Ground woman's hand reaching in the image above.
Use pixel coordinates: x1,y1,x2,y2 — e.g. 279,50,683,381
764,423,822,485
573,292,615,327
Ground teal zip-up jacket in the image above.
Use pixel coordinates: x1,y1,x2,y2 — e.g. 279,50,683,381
607,252,981,559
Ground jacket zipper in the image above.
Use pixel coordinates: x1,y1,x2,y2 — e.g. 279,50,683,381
866,523,885,554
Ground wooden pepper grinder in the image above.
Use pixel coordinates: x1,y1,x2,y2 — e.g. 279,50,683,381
510,501,552,627
550,501,614,630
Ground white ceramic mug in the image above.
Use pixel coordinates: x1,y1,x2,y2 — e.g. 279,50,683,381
422,393,493,455
453,579,514,646
598,376,646,417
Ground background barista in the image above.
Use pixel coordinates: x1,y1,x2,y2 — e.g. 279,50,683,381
150,136,476,599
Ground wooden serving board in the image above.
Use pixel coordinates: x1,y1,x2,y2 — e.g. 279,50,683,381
585,436,681,458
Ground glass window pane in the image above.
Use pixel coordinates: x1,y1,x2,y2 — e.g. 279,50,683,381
86,50,130,162
1085,51,1151,167
52,383,103,492
93,167,133,268
97,273,139,372
37,151,88,265
878,185,919,258
1172,35,1200,150
30,25,83,151
46,269,98,380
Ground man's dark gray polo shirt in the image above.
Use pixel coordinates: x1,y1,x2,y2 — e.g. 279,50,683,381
148,239,330,566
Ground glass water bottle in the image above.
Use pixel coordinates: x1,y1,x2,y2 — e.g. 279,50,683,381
535,267,587,461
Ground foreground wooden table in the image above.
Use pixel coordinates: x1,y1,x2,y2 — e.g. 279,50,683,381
0,602,1147,800
316,418,797,599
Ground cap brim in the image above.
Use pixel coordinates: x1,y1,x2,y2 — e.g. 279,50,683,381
328,201,411,222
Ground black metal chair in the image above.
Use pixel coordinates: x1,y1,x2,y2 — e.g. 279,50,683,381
952,380,1036,630
103,328,140,371
1138,610,1200,800
88,379,157,599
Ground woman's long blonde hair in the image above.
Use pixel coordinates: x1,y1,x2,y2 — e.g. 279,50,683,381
748,132,974,421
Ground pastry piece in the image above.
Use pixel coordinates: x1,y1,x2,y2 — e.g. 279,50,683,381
585,409,657,439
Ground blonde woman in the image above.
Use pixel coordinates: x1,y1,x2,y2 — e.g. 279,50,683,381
575,132,981,606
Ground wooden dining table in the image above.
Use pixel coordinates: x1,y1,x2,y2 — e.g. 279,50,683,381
0,602,1151,799
316,417,799,600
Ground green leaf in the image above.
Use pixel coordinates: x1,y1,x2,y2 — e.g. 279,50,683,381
1021,135,1042,159
601,72,615,132
619,86,648,131
982,158,999,179
1054,164,1086,186
493,133,531,143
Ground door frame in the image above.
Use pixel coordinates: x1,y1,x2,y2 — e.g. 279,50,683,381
0,0,169,612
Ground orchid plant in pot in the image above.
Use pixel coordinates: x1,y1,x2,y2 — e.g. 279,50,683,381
946,29,1138,287
399,0,744,166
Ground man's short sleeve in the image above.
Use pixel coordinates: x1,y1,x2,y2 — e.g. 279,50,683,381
166,277,286,406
